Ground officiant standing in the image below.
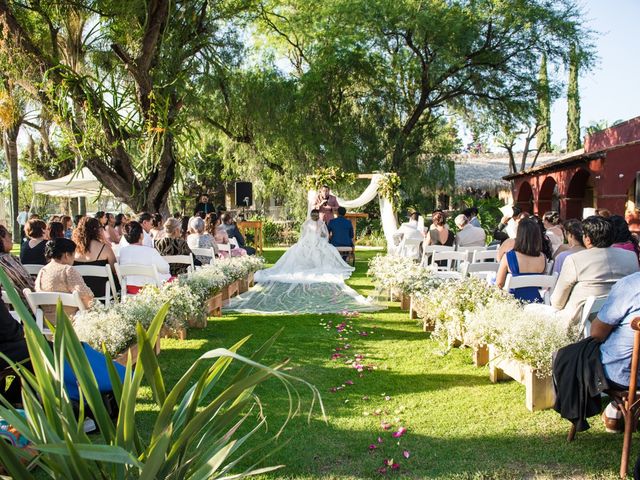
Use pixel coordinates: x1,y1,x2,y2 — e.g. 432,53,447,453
314,185,340,224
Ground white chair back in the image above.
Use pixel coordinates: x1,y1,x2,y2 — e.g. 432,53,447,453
161,254,195,274
503,272,559,305
23,264,44,276
465,262,500,279
22,288,85,333
1,290,20,322
456,246,486,260
73,264,118,304
216,243,232,255
430,251,469,272
578,295,608,338
472,250,498,263
420,245,455,267
114,263,162,300
229,237,239,248
190,247,216,265
397,236,422,260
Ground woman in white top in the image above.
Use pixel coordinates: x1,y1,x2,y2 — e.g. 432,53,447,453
118,221,171,294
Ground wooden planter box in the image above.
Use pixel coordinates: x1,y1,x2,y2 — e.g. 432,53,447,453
188,311,207,329
114,339,161,366
160,325,188,341
205,292,223,317
409,295,419,320
472,345,489,367
248,272,255,287
400,293,410,311
222,281,240,303
488,345,555,412
239,276,250,293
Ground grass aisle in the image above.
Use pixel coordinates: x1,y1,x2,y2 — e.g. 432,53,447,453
151,248,631,479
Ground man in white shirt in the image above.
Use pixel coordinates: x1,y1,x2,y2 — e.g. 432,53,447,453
119,212,155,248
393,212,424,259
454,214,486,247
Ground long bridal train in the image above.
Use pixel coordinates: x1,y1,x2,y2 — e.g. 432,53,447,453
225,217,382,315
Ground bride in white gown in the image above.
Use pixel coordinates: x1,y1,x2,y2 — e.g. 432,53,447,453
226,209,381,314
254,210,354,283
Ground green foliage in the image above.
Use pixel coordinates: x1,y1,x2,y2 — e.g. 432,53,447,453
303,167,358,191
0,267,323,479
566,44,582,151
536,54,551,152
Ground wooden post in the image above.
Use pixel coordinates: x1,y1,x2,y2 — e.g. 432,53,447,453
472,345,489,367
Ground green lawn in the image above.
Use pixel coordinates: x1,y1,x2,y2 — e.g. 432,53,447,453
143,247,635,479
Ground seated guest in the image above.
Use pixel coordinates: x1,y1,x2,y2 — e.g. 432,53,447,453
48,221,65,239
118,221,171,294
454,214,486,248
492,206,523,244
187,216,218,264
497,212,544,262
496,218,547,303
208,213,247,257
35,238,94,322
61,215,74,239
119,212,154,248
221,213,256,255
194,194,214,216
155,218,202,276
0,298,30,405
542,211,564,256
553,219,584,274
150,212,166,241
424,210,454,247
589,272,640,431
105,213,121,245
464,207,481,228
0,224,35,303
610,214,640,261
20,219,48,265
393,212,423,254
329,207,354,259
113,213,126,240
551,216,639,326
73,217,117,298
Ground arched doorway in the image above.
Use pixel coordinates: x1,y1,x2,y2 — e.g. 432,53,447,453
516,181,534,214
538,177,559,216
565,169,593,219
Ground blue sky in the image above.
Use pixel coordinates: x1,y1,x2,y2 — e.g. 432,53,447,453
550,0,640,147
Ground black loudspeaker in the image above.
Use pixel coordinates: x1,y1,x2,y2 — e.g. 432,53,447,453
235,182,253,207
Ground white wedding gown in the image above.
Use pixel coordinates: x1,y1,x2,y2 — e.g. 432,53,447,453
225,219,382,314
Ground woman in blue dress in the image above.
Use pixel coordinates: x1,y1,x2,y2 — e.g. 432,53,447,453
496,217,548,303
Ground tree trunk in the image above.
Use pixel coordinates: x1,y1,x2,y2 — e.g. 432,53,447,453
3,125,20,243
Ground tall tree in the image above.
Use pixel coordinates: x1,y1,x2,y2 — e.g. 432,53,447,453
0,0,251,214
536,54,551,153
0,80,23,243
566,43,582,151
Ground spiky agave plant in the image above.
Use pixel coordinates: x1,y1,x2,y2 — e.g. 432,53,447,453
0,268,324,479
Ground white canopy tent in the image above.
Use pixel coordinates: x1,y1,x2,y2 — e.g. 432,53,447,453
32,168,111,198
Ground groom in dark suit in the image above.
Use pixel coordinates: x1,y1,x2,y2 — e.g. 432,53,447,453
328,207,354,259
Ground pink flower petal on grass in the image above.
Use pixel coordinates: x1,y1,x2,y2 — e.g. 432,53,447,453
345,380,354,385
369,444,377,451
392,427,407,438
377,436,384,443
391,463,400,470
403,450,410,459
377,467,387,475
381,422,391,430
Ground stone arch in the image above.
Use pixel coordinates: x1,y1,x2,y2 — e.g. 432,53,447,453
516,181,534,214
565,169,593,219
538,176,559,216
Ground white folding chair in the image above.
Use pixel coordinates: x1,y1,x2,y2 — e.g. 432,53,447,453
23,264,44,277
190,247,216,266
456,246,486,260
472,250,498,263
73,264,118,304
578,295,608,338
397,237,422,261
430,251,469,272
229,237,239,249
420,245,455,267
545,260,555,275
22,288,86,334
216,243,232,256
161,254,195,275
503,272,559,305
465,262,500,280
1,290,20,322
111,244,121,261
114,263,162,300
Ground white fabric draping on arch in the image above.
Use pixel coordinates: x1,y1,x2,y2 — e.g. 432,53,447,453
307,173,398,251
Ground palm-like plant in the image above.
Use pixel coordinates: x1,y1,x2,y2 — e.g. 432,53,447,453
0,268,324,479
